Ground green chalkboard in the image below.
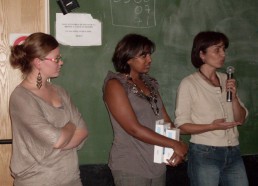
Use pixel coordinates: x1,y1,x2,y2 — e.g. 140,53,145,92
50,0,258,164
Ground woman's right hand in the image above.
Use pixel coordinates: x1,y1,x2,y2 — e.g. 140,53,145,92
53,122,76,149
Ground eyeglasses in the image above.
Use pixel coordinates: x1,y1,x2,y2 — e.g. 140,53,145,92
43,55,62,63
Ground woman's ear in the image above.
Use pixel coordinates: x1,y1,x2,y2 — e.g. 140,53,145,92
199,51,205,62
33,58,42,69
127,58,132,66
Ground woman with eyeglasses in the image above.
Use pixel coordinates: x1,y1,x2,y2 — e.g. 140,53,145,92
103,33,188,186
9,32,88,186
174,31,248,186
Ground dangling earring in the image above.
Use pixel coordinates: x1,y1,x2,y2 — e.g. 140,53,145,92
36,72,42,89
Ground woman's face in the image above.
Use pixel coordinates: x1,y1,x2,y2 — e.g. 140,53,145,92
127,51,152,74
200,42,226,69
40,47,63,78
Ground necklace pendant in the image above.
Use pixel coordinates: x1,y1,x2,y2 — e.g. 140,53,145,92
155,108,160,116
126,74,160,116
132,86,138,94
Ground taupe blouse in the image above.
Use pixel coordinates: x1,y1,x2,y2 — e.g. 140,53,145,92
9,84,87,186
103,71,166,178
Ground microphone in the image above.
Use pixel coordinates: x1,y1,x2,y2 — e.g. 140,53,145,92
226,66,235,102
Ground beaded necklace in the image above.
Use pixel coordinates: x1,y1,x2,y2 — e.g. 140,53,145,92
126,74,160,116
199,69,222,91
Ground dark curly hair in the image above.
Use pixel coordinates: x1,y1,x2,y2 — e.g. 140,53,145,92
112,34,155,73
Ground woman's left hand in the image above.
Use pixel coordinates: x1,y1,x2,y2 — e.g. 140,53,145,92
166,141,188,167
166,153,185,167
226,78,237,99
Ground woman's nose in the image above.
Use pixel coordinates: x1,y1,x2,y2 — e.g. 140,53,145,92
145,54,152,62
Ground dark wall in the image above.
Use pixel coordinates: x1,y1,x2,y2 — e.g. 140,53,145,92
50,0,258,164
79,155,258,186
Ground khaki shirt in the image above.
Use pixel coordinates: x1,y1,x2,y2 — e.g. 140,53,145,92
175,72,248,147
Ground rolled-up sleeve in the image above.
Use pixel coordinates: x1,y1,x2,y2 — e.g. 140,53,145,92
10,89,61,167
174,78,194,128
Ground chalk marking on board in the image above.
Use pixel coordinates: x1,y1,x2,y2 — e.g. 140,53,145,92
110,0,156,28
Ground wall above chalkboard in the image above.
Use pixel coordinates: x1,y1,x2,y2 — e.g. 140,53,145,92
50,0,258,164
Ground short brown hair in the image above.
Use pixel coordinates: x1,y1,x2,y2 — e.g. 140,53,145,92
191,31,229,68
